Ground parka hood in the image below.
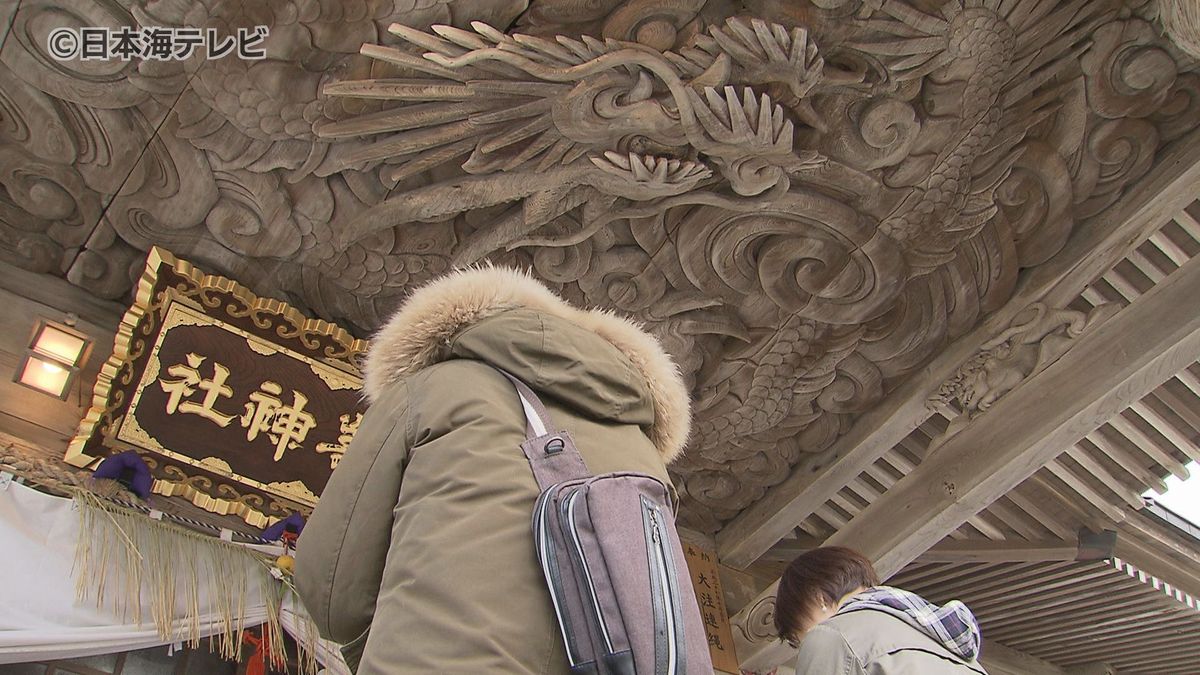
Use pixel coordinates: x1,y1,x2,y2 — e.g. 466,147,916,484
837,586,982,662
362,266,692,463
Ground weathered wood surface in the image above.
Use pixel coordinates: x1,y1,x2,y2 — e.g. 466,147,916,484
764,531,1115,564
0,259,119,457
980,639,1068,675
891,556,1200,674
1116,506,1200,600
1,0,1197,537
834,252,1200,576
730,250,1200,670
718,129,1200,567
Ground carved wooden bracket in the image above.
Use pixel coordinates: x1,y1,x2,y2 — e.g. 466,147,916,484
926,301,1122,451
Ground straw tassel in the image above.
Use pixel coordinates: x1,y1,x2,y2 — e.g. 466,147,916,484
71,492,313,670
0,442,323,673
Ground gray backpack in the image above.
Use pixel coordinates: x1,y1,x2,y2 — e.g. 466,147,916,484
499,371,713,675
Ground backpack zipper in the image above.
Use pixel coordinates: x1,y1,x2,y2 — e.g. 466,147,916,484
561,489,616,654
534,486,584,668
642,496,684,675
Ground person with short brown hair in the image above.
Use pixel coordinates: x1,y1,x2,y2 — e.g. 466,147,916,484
775,546,989,674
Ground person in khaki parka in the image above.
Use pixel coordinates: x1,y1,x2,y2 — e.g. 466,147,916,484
294,266,692,674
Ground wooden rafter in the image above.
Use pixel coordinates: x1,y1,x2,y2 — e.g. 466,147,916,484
826,252,1200,578
763,530,1115,565
730,251,1200,671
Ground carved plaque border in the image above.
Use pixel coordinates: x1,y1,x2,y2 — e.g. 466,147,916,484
67,247,369,526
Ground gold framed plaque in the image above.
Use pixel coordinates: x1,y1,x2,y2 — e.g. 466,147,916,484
67,247,369,527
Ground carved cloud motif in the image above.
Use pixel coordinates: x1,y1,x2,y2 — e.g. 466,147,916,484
0,0,1195,530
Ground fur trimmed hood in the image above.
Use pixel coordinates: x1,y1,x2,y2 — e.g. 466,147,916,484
363,266,692,463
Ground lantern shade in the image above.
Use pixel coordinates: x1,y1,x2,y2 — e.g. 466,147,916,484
12,319,93,399
32,321,90,365
15,353,75,399
30,320,92,368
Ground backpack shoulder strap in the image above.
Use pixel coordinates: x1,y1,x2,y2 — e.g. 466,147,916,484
495,369,592,489
501,370,553,439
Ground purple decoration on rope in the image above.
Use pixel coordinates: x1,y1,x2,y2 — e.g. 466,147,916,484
92,450,153,499
261,512,305,541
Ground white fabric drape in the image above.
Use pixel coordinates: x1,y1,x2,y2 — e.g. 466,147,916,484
0,479,348,673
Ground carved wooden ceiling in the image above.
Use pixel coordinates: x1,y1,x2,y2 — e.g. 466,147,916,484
2,0,1197,533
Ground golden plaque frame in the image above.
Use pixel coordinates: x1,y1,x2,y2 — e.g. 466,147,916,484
67,247,369,526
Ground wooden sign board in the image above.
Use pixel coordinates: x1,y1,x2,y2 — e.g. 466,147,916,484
67,247,368,527
682,541,741,673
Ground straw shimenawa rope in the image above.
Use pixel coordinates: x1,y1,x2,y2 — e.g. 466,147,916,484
72,491,292,665
0,447,319,673
0,449,134,501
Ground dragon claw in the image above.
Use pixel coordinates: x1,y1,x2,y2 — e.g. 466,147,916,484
590,152,711,186
691,86,794,154
707,17,824,99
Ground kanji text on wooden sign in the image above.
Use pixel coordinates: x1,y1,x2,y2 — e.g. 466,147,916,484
682,541,740,673
67,248,368,527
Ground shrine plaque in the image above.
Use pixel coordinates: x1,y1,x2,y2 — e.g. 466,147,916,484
67,247,368,527
682,541,741,673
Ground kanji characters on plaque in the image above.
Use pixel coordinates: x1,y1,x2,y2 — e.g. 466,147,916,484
682,541,741,673
68,248,369,526
315,413,363,469
158,353,325,463
159,353,236,427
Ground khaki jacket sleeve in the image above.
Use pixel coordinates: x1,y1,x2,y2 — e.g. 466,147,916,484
793,625,866,675
294,379,413,646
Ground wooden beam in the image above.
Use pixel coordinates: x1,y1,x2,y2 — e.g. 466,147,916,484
1063,664,1120,675
1106,645,1200,672
1128,399,1200,464
1026,473,1114,537
1080,431,1168,495
979,496,1048,541
729,140,1200,671
1012,609,1193,653
980,639,1067,675
764,530,1114,565
1042,459,1128,524
1175,367,1200,397
979,581,1157,630
1114,507,1200,600
0,259,124,332
826,252,1200,578
1063,447,1145,510
736,253,1200,670
900,561,1075,602
917,535,1104,564
1106,414,1190,480
1148,388,1200,449
1005,483,1079,540
916,541,1083,564
930,565,1114,608
716,129,1200,569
